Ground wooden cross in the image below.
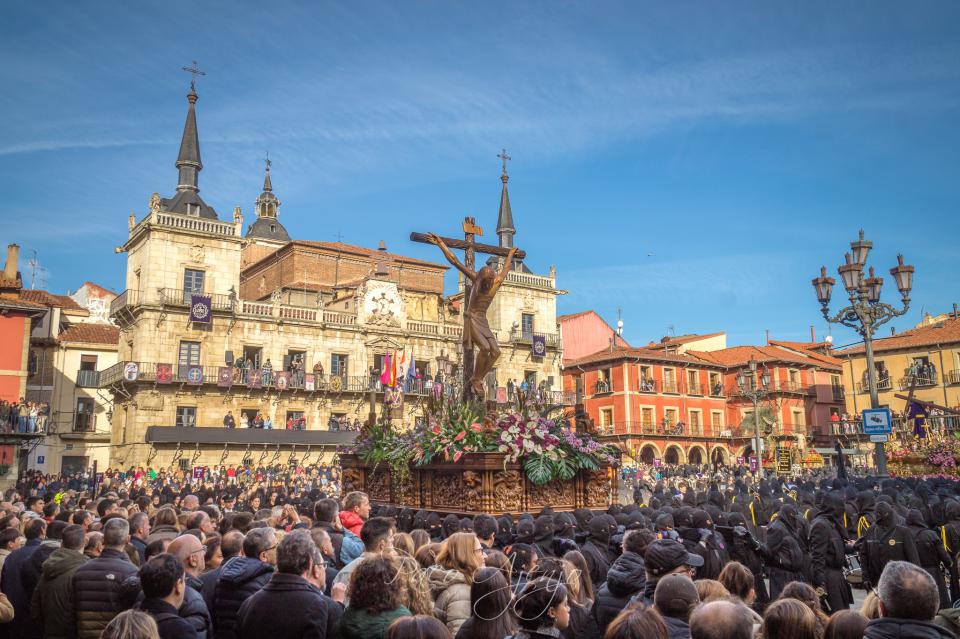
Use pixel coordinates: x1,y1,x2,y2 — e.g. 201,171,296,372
411,217,526,399
182,60,206,92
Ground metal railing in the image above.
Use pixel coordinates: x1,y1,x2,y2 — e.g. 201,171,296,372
594,380,613,394
160,288,235,311
638,379,658,393
687,382,703,396
602,421,721,437
856,378,893,393
830,415,960,436
831,387,845,401
662,380,679,394
74,412,97,432
708,383,725,398
76,369,100,388
774,380,811,394
509,330,561,347
109,289,139,317
949,370,960,385
898,375,938,390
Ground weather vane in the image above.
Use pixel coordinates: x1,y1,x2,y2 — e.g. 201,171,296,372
181,60,206,92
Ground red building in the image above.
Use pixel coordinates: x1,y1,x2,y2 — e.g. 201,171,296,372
559,311,630,363
563,327,845,467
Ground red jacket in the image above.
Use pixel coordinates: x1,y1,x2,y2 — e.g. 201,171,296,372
339,510,364,536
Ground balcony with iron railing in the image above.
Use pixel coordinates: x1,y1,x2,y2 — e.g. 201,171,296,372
594,379,613,395
708,383,725,398
948,370,960,385
661,380,680,394
160,288,236,311
596,421,732,438
898,374,939,390
99,361,439,395
773,380,812,394
509,330,561,348
638,379,658,393
686,382,703,396
856,377,893,394
75,369,100,388
109,288,139,317
831,386,845,402
74,412,97,432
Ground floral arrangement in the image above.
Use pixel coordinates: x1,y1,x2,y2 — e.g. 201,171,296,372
925,444,957,470
346,390,620,486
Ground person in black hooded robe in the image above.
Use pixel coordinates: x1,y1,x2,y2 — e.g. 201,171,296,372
727,511,770,610
494,515,514,550
906,508,952,609
941,499,960,601
810,492,854,613
440,513,460,539
859,500,919,590
581,514,617,587
765,503,809,600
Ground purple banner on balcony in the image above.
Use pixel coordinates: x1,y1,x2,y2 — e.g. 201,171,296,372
192,467,205,480
189,295,213,323
217,367,232,387
531,334,546,357
156,363,173,384
247,369,262,389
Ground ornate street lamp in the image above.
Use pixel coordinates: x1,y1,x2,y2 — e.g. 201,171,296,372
812,230,914,476
737,358,770,473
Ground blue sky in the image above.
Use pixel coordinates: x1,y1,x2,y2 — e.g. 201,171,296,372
2,1,958,348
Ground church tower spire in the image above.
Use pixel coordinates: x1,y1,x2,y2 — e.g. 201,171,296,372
176,63,205,194
245,155,291,242
496,148,515,248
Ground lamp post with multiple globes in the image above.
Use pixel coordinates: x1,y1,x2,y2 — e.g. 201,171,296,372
812,230,914,476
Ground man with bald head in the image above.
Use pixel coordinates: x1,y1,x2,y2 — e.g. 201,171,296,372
182,495,200,512
690,600,755,639
168,534,212,639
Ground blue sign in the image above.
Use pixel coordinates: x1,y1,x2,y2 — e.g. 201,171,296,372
862,408,893,434
37,455,44,464
186,366,204,385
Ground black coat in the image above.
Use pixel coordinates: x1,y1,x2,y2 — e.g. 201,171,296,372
864,617,956,639
0,539,43,639
662,615,691,639
200,564,225,615
561,603,599,639
909,517,952,610
236,573,341,639
184,574,213,639
315,522,346,570
211,556,275,639
581,540,614,588
591,552,645,635
140,597,199,639
71,548,140,639
859,522,920,588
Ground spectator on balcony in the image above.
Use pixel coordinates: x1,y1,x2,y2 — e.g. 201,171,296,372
314,360,324,376
233,358,245,384
507,378,515,399
352,418,361,431
224,412,236,429
262,359,273,385
240,414,249,429
253,413,265,429
328,415,340,432
263,415,273,430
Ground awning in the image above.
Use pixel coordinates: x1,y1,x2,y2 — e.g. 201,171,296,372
145,426,357,447
813,447,862,455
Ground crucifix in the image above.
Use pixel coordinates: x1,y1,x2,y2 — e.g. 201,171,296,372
498,148,511,176
412,217,526,401
181,60,206,92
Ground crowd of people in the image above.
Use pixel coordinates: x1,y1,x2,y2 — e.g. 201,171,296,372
0,399,49,434
1,467,960,639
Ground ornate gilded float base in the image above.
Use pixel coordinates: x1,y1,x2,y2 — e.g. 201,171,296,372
339,453,619,515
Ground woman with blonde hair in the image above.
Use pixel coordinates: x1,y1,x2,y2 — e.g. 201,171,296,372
562,550,595,607
395,555,434,616
860,591,881,619
426,532,483,635
410,528,430,552
779,581,830,637
393,532,415,559
694,579,730,603
100,610,160,639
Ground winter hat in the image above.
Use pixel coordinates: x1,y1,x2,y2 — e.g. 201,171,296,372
654,574,700,618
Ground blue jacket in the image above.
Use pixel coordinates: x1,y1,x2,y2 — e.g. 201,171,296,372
340,531,363,566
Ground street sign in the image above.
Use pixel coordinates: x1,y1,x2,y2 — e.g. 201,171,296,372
776,448,791,474
862,408,893,434
869,434,889,443
749,455,759,472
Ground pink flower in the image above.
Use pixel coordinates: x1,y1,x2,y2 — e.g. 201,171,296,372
431,425,441,435
453,450,463,462
454,431,466,441
470,422,483,432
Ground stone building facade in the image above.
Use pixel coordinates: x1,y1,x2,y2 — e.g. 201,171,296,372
97,84,565,471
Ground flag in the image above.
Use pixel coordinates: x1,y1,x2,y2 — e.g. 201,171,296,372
380,352,393,387
189,294,213,323
407,352,417,378
390,351,399,387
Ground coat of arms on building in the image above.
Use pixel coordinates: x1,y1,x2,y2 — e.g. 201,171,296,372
358,280,403,328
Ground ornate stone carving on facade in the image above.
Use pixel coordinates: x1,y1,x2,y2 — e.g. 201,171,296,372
189,244,205,263
149,193,161,214
492,470,523,512
358,280,404,328
432,472,462,508
270,289,283,304
584,470,612,507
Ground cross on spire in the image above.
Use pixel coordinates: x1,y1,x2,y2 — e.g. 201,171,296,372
182,60,206,93
497,148,511,177
264,151,271,171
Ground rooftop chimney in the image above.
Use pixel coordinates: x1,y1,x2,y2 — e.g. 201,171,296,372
953,303,958,319
3,244,19,281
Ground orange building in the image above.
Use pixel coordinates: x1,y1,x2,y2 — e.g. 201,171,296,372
0,245,46,402
563,327,845,467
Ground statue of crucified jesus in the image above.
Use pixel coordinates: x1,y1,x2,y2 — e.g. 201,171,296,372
425,233,518,399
